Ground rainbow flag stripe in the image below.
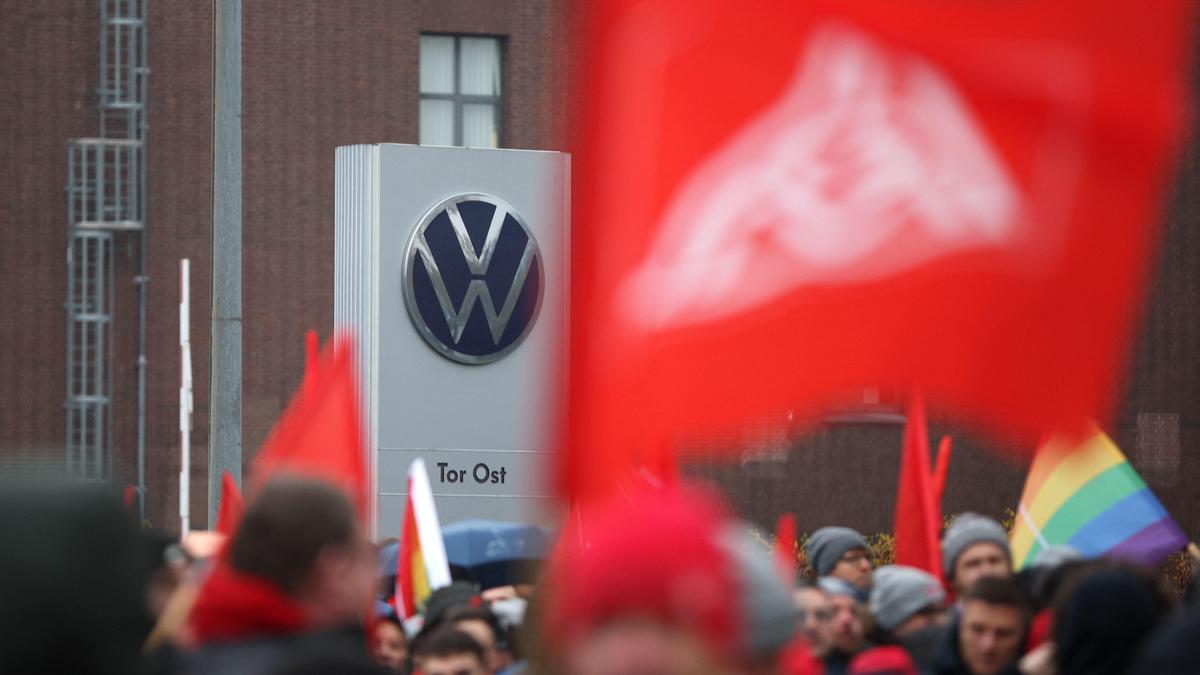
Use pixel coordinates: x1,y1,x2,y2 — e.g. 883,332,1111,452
1010,425,1186,569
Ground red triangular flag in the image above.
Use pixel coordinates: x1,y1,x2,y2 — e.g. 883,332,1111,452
250,333,368,518
775,513,798,580
931,435,953,515
215,471,244,536
893,391,942,579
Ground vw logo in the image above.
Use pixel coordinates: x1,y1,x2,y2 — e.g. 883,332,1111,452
402,193,543,365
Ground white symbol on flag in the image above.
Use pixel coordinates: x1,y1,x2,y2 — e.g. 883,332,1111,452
622,24,1030,328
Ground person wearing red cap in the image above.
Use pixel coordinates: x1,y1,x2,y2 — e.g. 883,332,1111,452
544,487,796,675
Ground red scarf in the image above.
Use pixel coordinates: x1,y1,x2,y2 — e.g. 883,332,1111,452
189,564,309,644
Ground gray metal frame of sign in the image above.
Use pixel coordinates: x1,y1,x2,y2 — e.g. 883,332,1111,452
334,144,569,538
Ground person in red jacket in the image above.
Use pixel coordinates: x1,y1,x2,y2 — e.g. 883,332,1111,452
180,477,382,674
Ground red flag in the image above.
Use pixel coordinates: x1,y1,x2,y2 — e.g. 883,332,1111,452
775,513,798,580
561,1,1192,502
893,392,942,578
215,471,244,537
122,484,138,520
250,333,368,517
931,435,954,514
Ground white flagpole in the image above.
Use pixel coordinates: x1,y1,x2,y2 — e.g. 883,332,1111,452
180,260,193,538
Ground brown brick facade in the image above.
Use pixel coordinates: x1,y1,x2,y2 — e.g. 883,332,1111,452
2,2,1198,542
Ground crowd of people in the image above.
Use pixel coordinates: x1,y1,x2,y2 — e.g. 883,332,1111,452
2,476,1199,675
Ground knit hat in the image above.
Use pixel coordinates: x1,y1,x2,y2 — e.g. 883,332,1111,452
806,526,870,577
941,513,1010,580
868,565,946,632
546,487,797,664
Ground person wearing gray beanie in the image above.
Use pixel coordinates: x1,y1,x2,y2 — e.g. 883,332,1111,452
806,526,874,590
941,513,1012,595
869,565,947,639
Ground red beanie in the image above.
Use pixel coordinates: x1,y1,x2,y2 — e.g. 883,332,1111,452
546,488,740,658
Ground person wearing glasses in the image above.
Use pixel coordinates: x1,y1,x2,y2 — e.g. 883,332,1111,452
806,526,875,597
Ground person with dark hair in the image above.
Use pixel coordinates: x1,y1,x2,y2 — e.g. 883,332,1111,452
413,628,490,675
931,576,1029,675
445,605,503,672
0,482,151,675
180,477,382,674
1130,607,1200,675
372,612,409,673
1051,561,1172,675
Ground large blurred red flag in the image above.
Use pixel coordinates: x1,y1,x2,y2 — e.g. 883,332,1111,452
561,0,1192,502
893,393,942,579
251,334,368,517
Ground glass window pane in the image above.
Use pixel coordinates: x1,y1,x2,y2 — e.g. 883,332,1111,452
460,37,501,97
463,103,498,148
420,99,455,146
420,35,454,94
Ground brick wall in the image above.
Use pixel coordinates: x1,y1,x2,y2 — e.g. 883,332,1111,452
1,1,562,531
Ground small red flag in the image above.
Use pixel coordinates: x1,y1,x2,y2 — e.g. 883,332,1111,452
931,435,954,515
122,484,138,520
215,471,244,537
775,513,798,580
893,392,942,578
250,333,368,518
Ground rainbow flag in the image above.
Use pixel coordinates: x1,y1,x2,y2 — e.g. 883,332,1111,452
1011,425,1186,569
395,458,452,619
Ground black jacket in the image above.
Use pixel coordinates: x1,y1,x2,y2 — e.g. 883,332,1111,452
170,625,386,675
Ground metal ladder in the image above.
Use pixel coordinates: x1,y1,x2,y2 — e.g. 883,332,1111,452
65,0,148,489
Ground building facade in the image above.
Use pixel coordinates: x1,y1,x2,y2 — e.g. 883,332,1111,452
3,1,1198,540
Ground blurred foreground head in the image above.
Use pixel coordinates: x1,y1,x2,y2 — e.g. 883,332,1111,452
191,476,376,642
0,481,149,675
1053,561,1172,675
230,476,374,624
544,487,795,675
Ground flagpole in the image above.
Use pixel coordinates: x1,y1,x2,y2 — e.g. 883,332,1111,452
180,259,193,537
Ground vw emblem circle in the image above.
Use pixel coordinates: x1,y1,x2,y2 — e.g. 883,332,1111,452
402,193,544,365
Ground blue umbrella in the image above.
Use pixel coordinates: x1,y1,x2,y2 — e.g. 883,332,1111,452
379,541,400,578
441,519,550,590
378,519,550,590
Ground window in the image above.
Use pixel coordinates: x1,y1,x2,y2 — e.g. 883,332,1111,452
420,34,503,148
